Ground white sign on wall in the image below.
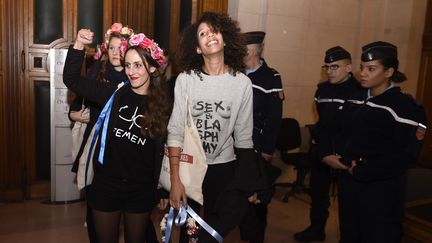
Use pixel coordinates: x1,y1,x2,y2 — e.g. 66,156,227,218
49,48,80,202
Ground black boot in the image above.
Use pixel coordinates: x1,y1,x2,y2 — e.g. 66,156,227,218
293,225,325,242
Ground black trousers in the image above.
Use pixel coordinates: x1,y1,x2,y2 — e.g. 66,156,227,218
238,203,267,243
237,159,281,243
338,172,405,243
179,161,250,243
308,159,331,228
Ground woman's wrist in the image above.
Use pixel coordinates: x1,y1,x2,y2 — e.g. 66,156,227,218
170,174,181,183
73,41,85,50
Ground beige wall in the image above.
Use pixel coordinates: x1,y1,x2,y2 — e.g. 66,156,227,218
229,0,427,125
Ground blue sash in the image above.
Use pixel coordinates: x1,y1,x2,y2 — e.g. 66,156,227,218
84,81,129,186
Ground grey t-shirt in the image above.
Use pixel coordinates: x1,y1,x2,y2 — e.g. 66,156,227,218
167,71,254,164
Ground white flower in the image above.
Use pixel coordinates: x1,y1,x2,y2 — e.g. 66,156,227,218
187,217,197,228
160,213,169,233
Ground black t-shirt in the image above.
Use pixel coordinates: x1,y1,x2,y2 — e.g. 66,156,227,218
105,88,155,183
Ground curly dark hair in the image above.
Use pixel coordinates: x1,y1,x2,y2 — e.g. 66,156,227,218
125,46,173,140
178,12,247,74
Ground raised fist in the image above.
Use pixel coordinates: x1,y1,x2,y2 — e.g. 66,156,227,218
76,29,94,45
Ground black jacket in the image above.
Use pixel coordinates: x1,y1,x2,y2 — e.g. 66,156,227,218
63,46,165,193
69,59,128,172
247,59,283,154
314,75,363,159
335,87,427,182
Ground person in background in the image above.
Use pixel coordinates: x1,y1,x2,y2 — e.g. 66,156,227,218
64,28,171,243
167,12,263,242
294,46,362,242
322,41,427,242
239,31,283,243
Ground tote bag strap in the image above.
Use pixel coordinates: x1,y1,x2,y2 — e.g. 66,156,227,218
185,95,192,127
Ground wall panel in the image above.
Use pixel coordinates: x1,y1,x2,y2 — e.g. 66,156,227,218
416,0,432,168
0,0,5,189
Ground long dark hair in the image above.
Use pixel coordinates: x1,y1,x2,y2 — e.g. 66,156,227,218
178,12,247,74
125,46,172,140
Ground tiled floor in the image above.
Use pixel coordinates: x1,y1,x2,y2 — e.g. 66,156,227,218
0,162,340,243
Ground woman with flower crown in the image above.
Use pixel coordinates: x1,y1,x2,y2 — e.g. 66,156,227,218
68,23,133,243
167,12,262,242
64,28,171,243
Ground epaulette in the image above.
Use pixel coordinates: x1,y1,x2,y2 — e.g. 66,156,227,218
270,68,280,76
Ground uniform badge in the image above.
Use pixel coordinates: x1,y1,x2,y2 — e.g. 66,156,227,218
416,123,427,141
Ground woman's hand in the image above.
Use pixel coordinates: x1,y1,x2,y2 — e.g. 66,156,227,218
169,178,187,210
157,199,169,210
322,154,348,170
260,152,273,161
348,160,357,175
69,108,90,123
248,192,261,204
74,29,94,50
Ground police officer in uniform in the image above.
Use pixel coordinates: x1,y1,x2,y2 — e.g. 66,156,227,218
322,41,427,242
239,31,284,243
294,46,363,242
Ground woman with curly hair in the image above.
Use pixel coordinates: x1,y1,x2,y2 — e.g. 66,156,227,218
167,12,257,242
64,28,171,243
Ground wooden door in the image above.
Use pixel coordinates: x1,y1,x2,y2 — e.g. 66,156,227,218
198,0,228,15
23,0,76,199
1,0,33,201
417,0,432,169
0,0,13,200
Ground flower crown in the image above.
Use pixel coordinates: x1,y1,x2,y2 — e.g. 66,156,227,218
128,33,166,67
93,23,134,60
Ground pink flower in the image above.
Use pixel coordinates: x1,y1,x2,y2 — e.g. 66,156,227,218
120,40,128,55
100,43,106,52
141,38,154,49
152,48,162,59
93,50,101,60
129,33,146,46
111,23,123,33
93,44,105,60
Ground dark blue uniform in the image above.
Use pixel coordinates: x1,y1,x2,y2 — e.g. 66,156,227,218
249,59,284,154
311,75,363,229
332,86,427,242
239,59,283,243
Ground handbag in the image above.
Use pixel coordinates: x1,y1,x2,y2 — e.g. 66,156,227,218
77,124,97,190
71,104,90,161
159,96,208,205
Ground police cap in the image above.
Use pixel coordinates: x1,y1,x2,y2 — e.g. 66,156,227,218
361,41,397,62
245,31,266,45
324,46,351,63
